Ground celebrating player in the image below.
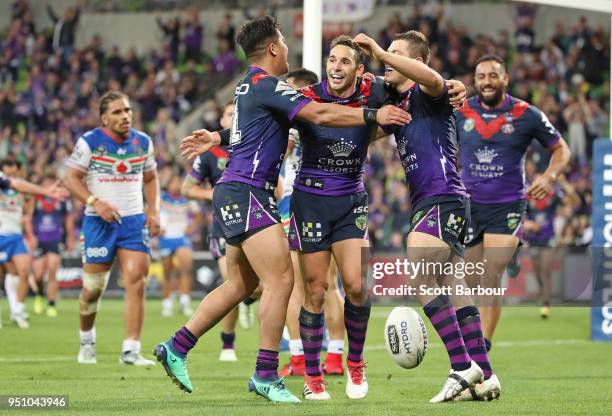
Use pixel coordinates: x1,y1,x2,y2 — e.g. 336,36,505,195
154,16,410,403
456,55,570,347
354,31,499,402
277,68,346,381
0,160,66,329
28,172,75,318
158,175,201,317
64,91,161,366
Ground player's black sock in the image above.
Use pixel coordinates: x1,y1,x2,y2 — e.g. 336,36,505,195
243,297,256,306
299,307,325,377
484,338,492,352
48,300,56,307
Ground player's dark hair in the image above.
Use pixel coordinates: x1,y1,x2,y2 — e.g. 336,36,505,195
329,35,367,66
285,68,319,87
0,158,18,170
99,91,128,116
236,15,280,60
394,30,430,64
475,54,506,72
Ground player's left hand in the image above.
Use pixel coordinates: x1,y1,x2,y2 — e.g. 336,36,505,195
146,210,161,237
527,173,554,200
361,72,376,81
353,33,385,61
180,129,217,161
446,79,467,108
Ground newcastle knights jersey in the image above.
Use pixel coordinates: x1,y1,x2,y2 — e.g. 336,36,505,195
456,94,561,204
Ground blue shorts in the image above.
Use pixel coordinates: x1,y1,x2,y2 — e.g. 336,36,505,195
0,234,29,264
287,190,369,253
158,236,191,258
212,182,280,245
81,214,150,264
465,200,526,247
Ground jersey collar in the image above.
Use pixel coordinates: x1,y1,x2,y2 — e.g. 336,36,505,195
100,127,132,144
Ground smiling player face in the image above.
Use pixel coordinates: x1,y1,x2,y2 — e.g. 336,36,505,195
384,39,415,87
475,60,509,108
101,97,132,139
326,44,364,97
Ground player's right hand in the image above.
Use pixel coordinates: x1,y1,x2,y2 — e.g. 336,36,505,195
376,105,412,126
93,199,122,223
46,181,69,201
180,129,217,161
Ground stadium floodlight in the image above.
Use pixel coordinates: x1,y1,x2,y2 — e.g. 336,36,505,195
509,0,612,137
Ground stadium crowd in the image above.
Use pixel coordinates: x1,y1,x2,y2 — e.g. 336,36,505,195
0,0,606,250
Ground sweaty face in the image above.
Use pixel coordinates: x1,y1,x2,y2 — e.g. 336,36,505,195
220,104,234,130
326,44,363,96
102,98,132,138
475,60,508,107
384,39,412,86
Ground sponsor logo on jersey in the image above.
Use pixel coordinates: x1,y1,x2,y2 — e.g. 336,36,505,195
301,222,322,241
464,118,475,131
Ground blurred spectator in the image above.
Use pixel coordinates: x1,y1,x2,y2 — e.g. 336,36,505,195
216,13,236,51
212,38,241,75
47,0,81,59
184,8,203,62
157,15,180,63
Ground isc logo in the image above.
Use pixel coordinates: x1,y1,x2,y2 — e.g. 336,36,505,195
86,247,109,257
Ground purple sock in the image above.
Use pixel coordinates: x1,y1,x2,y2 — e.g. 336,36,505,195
344,297,371,363
221,332,235,350
423,295,471,372
299,308,325,376
171,326,198,358
255,349,279,380
457,306,493,379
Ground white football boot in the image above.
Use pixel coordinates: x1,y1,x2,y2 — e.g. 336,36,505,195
77,343,97,364
430,361,484,403
455,374,501,401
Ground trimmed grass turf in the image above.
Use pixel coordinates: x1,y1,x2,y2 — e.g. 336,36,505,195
0,300,610,415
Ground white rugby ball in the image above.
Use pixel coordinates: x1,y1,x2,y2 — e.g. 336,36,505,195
384,306,428,369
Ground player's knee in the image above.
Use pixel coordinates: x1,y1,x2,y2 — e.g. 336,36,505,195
124,275,146,295
79,271,110,315
344,279,367,306
305,280,328,308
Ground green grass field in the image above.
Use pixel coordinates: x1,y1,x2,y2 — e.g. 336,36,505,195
1,300,610,415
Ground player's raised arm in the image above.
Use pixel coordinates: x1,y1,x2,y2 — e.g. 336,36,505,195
294,101,410,128
353,32,444,97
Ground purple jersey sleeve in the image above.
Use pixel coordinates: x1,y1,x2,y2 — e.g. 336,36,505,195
254,76,312,122
526,105,561,149
189,155,207,183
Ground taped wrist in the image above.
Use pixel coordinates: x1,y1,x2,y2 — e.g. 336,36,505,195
363,108,378,125
219,128,231,146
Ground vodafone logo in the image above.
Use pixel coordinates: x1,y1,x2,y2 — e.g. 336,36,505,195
113,160,132,174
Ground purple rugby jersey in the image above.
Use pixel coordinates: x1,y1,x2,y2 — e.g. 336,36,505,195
293,77,388,196
456,94,561,204
385,84,467,205
33,196,71,243
217,66,312,190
